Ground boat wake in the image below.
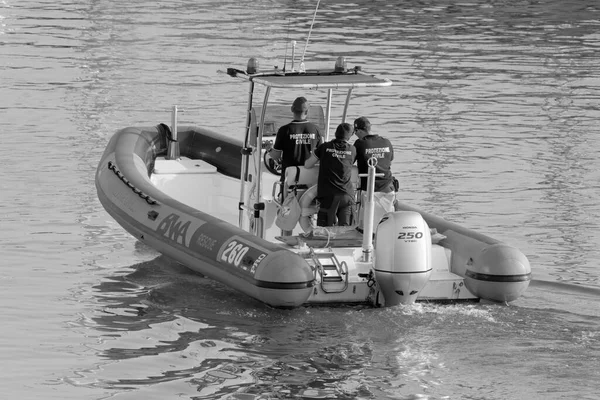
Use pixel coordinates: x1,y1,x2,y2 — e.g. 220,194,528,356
73,256,599,400
529,278,600,297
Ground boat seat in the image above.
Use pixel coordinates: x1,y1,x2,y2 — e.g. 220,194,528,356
284,165,359,191
284,165,318,191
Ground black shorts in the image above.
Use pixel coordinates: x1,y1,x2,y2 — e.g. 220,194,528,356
317,193,355,227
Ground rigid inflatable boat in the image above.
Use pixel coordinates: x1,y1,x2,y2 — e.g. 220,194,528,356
95,56,531,308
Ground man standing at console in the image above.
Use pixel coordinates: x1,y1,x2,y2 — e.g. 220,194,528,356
270,96,322,180
304,123,357,227
353,116,396,229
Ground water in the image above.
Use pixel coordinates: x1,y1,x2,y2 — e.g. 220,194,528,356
1,0,599,399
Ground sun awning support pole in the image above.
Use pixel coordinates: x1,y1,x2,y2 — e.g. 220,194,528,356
361,157,383,262
342,88,353,123
252,86,271,238
324,89,333,141
238,81,255,229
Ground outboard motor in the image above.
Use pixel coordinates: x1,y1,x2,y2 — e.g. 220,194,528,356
374,211,432,306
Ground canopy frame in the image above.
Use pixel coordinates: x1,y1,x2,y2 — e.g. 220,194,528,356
227,65,393,237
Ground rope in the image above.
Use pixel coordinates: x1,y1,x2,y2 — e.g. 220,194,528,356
108,161,158,205
323,227,331,248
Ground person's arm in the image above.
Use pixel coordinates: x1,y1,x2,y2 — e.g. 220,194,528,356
304,153,319,169
271,127,286,162
270,148,282,162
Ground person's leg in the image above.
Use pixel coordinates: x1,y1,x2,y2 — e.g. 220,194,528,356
316,210,328,227
317,196,333,227
336,194,355,226
325,196,341,226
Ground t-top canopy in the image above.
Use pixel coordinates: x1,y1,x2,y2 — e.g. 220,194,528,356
227,67,392,90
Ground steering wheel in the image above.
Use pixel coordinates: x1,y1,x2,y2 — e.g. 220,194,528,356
263,150,282,176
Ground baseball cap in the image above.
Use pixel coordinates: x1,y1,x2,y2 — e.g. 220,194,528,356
354,116,371,131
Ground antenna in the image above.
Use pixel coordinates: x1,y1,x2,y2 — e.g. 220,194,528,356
300,0,321,69
283,18,291,72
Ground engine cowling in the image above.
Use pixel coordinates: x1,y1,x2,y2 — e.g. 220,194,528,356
374,211,432,306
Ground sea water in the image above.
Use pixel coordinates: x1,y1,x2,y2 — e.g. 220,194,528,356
1,0,599,399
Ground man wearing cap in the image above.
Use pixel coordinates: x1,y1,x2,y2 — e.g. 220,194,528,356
353,116,396,229
305,123,357,227
270,97,323,180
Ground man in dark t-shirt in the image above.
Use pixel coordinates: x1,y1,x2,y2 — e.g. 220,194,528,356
270,97,322,180
353,117,394,193
305,123,357,227
353,116,396,228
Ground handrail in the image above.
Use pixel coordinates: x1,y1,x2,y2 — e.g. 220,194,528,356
312,252,349,294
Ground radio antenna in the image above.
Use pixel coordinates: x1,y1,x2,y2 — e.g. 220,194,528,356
283,18,291,72
300,0,321,68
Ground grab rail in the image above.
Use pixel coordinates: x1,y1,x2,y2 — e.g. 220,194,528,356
310,251,349,294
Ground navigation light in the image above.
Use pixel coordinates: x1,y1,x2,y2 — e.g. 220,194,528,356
247,58,259,74
334,56,347,72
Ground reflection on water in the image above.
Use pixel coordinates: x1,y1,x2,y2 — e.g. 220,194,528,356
69,257,418,398
65,257,600,399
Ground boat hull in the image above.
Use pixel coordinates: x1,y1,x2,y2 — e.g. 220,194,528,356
95,125,315,308
96,124,531,307
394,202,532,302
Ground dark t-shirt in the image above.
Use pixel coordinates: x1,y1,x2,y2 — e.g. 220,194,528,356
314,139,357,199
353,134,394,192
273,120,322,173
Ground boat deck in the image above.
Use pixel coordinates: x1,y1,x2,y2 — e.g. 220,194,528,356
275,228,363,248
150,155,479,304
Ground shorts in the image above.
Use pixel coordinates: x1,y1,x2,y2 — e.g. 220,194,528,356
317,193,355,227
